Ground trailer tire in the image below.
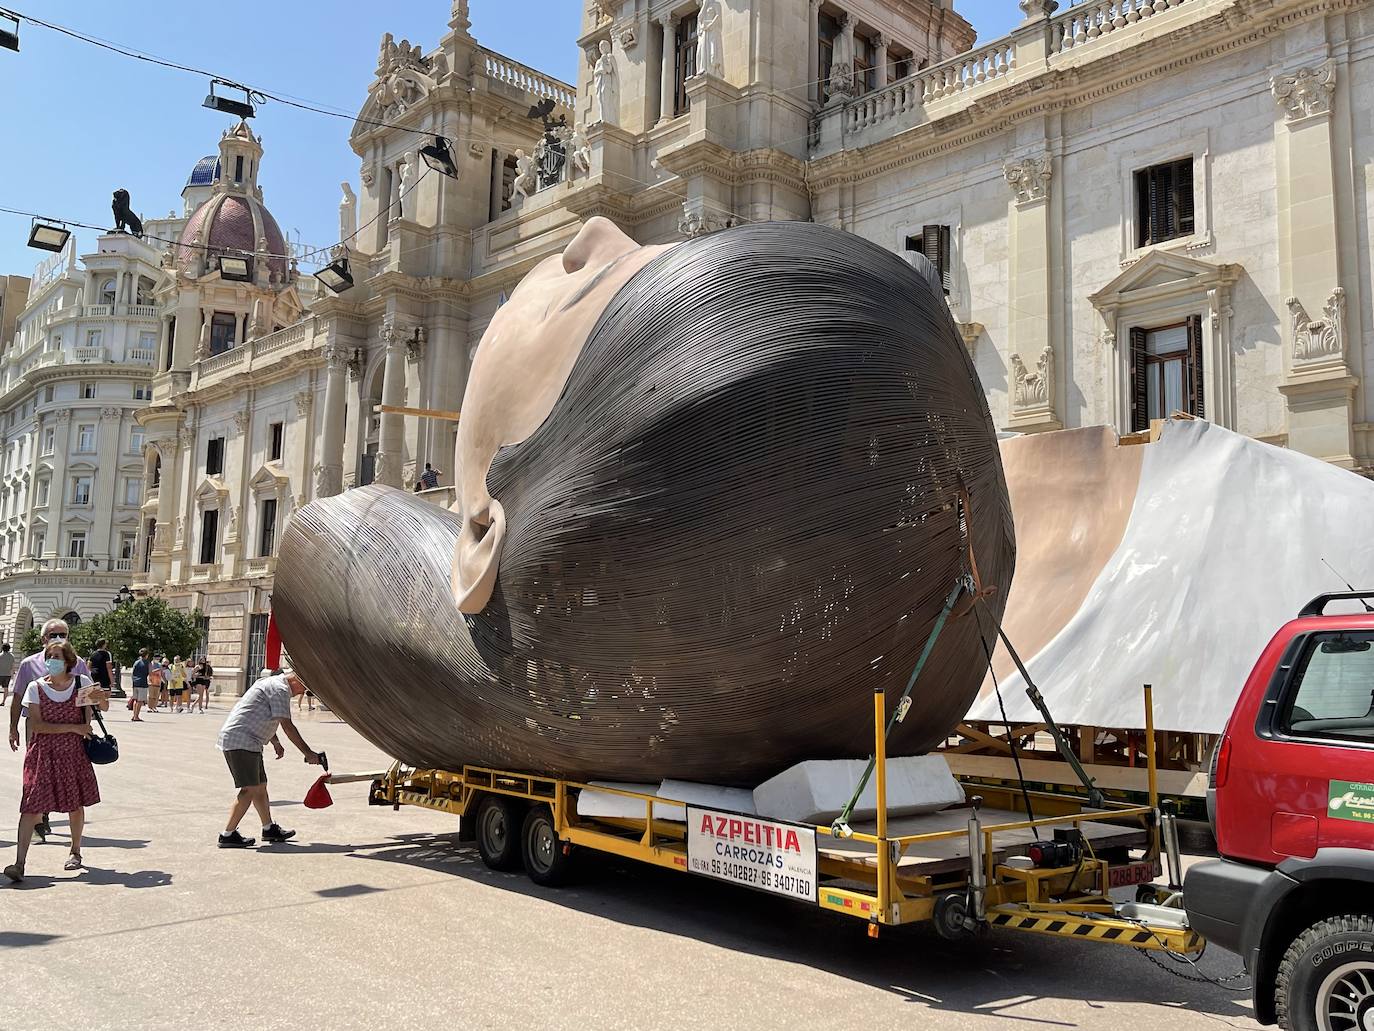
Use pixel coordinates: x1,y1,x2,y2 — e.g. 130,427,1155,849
474,795,523,872
1274,914,1374,1031
522,805,574,887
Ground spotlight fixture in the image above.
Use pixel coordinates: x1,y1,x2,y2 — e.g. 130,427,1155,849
203,79,256,120
418,136,459,180
27,218,70,252
0,8,17,52
218,254,252,282
313,256,354,294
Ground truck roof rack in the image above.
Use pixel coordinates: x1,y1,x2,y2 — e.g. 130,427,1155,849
1299,590,1374,617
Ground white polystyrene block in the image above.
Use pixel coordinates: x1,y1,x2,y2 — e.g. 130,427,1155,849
575,782,678,820
657,779,757,819
752,755,964,824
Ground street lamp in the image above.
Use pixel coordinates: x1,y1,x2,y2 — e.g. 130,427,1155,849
112,585,133,607
0,10,18,52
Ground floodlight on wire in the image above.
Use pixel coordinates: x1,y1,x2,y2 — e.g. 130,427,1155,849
27,217,69,252
203,79,259,119
418,136,458,180
0,8,18,51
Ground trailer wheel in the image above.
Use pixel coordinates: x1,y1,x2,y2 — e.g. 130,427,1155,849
933,891,978,941
522,805,574,887
474,795,523,872
1275,914,1374,1031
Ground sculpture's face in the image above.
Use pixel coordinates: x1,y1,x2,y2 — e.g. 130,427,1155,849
452,217,676,612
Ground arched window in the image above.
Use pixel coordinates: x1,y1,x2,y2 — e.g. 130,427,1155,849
99,279,116,306
62,610,80,626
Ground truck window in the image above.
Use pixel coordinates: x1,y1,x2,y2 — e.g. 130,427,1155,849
1281,632,1374,742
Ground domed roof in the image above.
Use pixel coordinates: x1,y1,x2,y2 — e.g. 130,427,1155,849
177,192,289,283
187,155,219,187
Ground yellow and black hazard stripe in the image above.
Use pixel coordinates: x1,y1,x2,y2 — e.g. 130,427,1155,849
988,908,1203,953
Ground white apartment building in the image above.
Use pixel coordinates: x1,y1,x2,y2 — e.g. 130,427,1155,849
0,232,160,641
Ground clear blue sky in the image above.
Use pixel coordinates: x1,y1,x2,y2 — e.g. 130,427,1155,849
0,1,1019,282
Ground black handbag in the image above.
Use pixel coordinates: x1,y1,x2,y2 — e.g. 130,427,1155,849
84,707,119,765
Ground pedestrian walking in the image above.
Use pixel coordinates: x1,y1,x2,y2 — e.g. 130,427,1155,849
0,644,14,707
4,639,106,882
216,668,323,848
170,657,188,713
89,638,112,701
420,462,441,490
147,656,165,712
130,648,150,722
191,658,213,712
8,620,91,842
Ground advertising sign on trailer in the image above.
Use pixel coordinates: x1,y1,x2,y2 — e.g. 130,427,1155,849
686,805,818,903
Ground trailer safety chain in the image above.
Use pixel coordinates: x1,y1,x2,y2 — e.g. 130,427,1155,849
832,575,972,837
1122,921,1251,991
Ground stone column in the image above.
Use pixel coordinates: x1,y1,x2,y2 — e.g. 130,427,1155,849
659,15,680,124
45,412,73,560
808,0,822,104
374,318,409,488
1272,61,1356,466
317,345,349,498
1003,154,1061,433
93,406,122,564
150,432,178,581
873,33,889,89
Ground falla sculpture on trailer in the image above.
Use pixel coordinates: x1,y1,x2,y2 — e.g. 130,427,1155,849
275,216,1015,785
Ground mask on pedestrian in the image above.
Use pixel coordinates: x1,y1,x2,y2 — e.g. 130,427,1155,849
45,657,65,676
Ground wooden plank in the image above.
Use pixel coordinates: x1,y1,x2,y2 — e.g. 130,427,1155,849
945,752,1208,798
373,404,461,422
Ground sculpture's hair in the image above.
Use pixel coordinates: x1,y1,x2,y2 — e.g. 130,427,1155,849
276,221,1014,784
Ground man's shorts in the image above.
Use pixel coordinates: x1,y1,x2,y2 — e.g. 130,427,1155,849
0,676,10,692
132,686,148,702
224,749,267,789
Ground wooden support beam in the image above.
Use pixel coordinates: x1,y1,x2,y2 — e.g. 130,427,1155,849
373,404,461,422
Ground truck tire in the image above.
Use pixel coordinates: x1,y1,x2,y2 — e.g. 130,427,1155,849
474,795,523,872
1274,914,1374,1031
521,805,574,887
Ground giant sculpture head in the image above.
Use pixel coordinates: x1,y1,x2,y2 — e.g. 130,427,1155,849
276,217,1014,784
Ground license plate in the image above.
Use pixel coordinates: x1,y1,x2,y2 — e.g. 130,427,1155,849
1108,859,1162,889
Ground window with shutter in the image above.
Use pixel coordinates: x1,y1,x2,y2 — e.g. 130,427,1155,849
903,224,953,296
1135,158,1194,247
1131,320,1204,430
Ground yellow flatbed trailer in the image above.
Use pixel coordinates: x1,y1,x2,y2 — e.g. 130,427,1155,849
331,689,1202,955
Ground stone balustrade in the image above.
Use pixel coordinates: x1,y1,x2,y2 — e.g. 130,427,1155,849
819,0,1195,153
1053,0,1184,50
74,346,107,364
481,47,576,110
83,304,111,318
128,347,156,365
191,317,320,389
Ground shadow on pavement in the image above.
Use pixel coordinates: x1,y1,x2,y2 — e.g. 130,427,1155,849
265,830,1256,1025
2,867,173,891
0,931,65,948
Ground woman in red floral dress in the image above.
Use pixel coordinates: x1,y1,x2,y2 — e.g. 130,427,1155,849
4,640,104,881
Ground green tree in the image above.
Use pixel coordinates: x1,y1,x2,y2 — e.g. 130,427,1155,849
69,611,113,659
100,598,203,666
17,625,41,658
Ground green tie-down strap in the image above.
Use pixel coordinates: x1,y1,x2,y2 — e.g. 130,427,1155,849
831,576,971,837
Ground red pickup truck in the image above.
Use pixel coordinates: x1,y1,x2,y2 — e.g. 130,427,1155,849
1184,590,1374,1031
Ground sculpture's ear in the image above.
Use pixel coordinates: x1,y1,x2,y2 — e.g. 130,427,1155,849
454,499,506,614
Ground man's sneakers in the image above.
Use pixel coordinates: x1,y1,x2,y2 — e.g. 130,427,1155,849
261,823,296,843
217,830,256,849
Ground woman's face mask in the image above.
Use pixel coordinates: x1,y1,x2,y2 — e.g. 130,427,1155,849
45,657,65,677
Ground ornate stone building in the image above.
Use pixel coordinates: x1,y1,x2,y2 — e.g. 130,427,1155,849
0,232,161,641
133,0,1374,693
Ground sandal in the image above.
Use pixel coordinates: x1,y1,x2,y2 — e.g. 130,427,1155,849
3,863,23,882
63,853,81,871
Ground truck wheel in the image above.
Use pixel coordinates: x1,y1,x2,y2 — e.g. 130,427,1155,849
1275,914,1374,1031
521,805,574,887
474,795,523,872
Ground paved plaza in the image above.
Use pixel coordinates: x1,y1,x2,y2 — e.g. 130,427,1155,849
0,702,1258,1031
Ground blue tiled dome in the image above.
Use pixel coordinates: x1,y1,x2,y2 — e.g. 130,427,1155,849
187,155,219,187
